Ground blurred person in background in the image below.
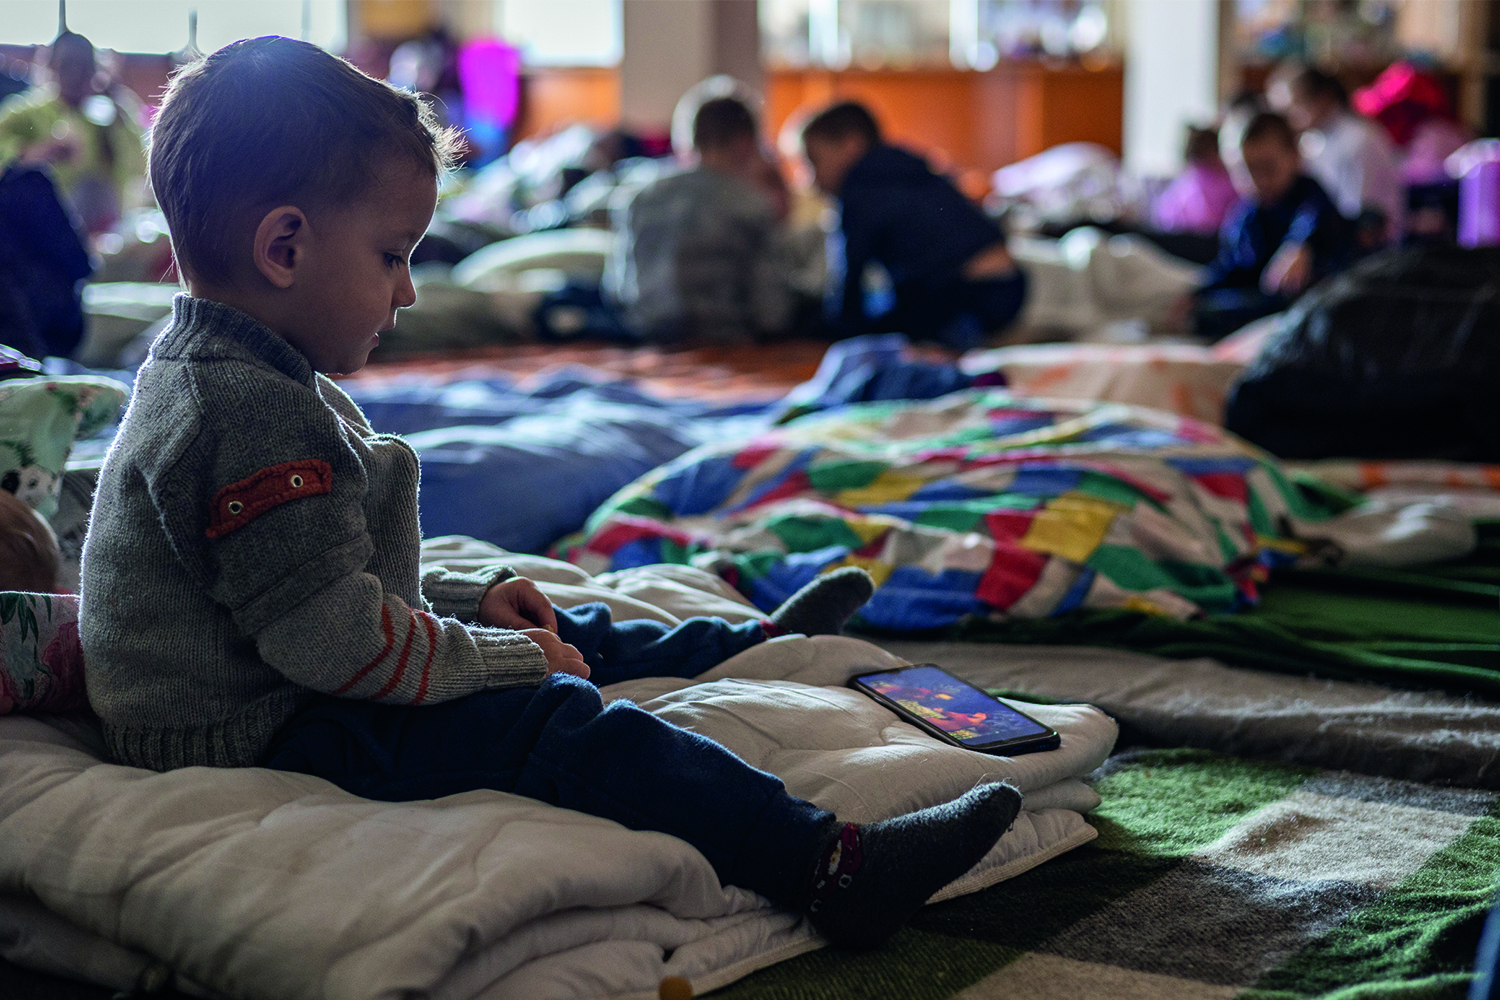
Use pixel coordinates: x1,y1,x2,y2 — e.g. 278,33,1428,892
1187,112,1352,341
1153,125,1240,237
0,31,145,237
1354,62,1469,245
802,101,1025,351
1273,66,1402,248
1354,61,1469,187
608,91,798,343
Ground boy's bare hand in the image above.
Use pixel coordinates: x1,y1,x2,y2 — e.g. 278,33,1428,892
1262,243,1312,297
479,577,559,632
1165,292,1195,333
523,628,589,678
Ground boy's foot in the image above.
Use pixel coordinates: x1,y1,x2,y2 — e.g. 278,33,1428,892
767,567,875,636
805,782,1022,949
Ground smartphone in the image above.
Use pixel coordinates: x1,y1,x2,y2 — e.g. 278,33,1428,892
849,664,1061,756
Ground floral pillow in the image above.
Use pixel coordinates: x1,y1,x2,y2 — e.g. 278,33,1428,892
0,375,128,519
0,592,86,714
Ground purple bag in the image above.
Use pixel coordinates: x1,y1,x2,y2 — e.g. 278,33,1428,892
1458,147,1500,248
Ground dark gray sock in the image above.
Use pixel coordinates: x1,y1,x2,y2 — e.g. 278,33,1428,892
805,782,1022,949
767,567,875,636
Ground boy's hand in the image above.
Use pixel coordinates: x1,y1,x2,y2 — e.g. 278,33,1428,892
1262,243,1312,297
479,577,559,632
1165,292,1195,333
523,628,589,679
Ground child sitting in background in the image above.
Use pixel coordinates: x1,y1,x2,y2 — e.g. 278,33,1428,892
0,487,59,592
79,37,1019,950
607,94,797,343
800,101,1026,351
1191,112,1352,341
1153,125,1239,237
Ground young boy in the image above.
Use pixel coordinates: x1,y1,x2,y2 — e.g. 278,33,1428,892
607,94,796,343
1192,111,1353,341
78,38,1019,950
800,101,1025,351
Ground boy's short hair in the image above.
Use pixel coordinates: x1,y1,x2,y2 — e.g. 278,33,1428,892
801,101,881,147
149,36,459,285
1290,67,1349,108
1240,111,1298,152
0,490,59,593
1183,125,1220,163
692,96,757,152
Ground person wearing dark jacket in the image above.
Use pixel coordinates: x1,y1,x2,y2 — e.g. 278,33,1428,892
800,102,1025,350
1192,112,1353,340
0,165,92,359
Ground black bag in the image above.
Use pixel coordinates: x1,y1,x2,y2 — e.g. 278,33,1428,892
1225,246,1500,462
0,166,93,360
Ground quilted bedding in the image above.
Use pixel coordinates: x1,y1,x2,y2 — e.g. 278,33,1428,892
555,391,1467,632
0,544,1115,1000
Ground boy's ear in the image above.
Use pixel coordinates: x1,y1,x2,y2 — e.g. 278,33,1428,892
252,206,309,290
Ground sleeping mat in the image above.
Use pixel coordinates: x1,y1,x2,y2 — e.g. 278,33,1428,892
0,545,1115,1000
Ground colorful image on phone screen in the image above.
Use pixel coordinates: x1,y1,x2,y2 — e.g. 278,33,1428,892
861,665,1052,746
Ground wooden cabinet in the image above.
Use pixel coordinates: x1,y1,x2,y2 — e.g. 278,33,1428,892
509,61,1124,187
767,61,1123,181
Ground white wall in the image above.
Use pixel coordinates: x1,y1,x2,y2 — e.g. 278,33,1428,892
620,0,714,131
1123,0,1219,178
619,0,763,132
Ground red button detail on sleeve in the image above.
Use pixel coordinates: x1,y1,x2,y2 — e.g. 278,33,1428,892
206,459,334,538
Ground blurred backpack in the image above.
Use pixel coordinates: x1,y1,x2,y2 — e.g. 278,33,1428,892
0,165,93,360
1225,247,1500,462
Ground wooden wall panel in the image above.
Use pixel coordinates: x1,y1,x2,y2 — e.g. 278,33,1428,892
506,63,1122,177
1035,66,1124,156
765,64,1122,180
768,69,978,174
514,66,621,140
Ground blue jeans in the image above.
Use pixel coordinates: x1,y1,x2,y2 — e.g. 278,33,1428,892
555,601,766,685
878,271,1029,351
1193,286,1290,342
263,604,832,905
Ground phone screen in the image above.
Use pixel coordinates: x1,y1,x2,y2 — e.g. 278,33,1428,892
856,665,1053,748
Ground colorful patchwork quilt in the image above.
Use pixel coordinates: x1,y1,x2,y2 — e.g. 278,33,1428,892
554,391,1339,631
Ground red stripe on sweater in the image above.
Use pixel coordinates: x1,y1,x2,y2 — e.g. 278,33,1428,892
412,612,439,705
373,608,418,700
334,604,395,695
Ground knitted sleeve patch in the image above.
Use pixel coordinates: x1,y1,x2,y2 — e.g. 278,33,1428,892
206,459,333,539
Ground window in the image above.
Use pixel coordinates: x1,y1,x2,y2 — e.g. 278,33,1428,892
761,0,1116,70
0,0,346,54
493,0,622,67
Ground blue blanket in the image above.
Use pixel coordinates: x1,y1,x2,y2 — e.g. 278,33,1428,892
343,370,773,553
56,336,970,556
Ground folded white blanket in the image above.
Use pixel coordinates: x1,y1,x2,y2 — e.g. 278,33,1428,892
0,541,1116,1000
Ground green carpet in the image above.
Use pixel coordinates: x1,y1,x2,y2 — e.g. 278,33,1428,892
709,749,1500,1000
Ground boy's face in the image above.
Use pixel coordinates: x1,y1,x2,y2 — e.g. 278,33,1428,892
802,134,870,197
285,160,437,374
1239,137,1299,205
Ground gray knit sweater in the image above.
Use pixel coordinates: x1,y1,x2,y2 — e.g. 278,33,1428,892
81,296,549,772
